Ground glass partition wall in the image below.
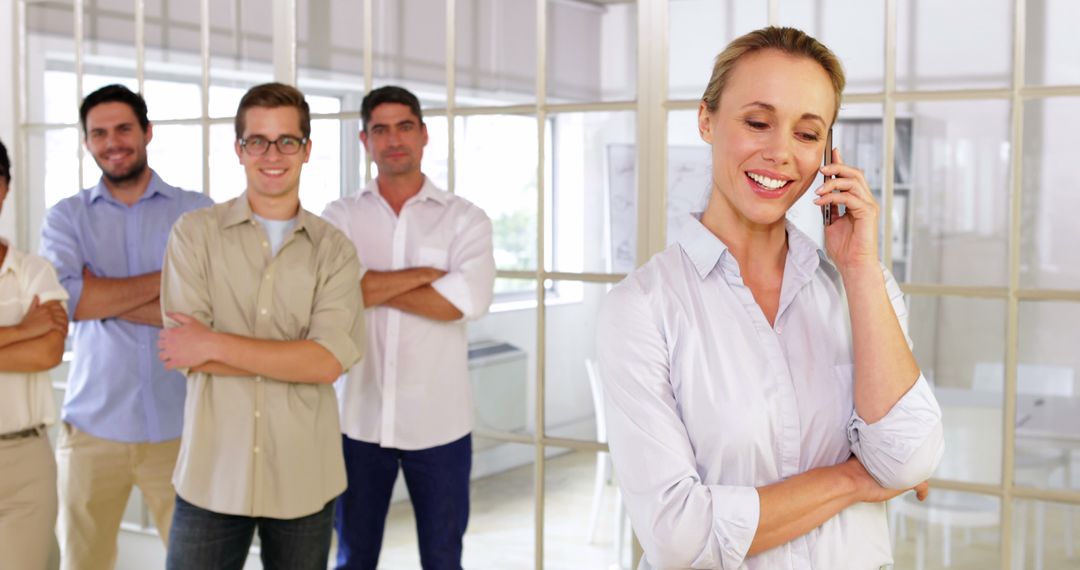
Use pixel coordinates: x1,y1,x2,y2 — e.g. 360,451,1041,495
8,0,1080,568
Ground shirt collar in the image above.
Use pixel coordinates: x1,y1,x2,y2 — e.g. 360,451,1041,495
677,213,731,280
221,192,313,239
88,169,177,205
360,175,449,206
676,213,823,280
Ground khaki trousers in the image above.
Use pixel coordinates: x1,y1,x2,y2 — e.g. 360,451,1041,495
56,422,180,570
0,430,57,570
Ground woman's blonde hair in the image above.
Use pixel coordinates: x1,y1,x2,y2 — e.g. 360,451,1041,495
702,26,845,123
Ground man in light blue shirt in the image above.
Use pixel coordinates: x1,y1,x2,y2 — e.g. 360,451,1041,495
39,84,213,570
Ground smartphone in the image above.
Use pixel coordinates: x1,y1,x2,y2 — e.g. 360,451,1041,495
821,128,834,226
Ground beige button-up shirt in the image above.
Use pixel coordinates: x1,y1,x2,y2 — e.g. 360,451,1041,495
161,194,365,519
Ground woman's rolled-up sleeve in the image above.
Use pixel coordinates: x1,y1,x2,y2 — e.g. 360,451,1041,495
597,282,759,570
847,267,945,489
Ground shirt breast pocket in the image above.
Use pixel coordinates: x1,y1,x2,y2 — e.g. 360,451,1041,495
417,246,449,271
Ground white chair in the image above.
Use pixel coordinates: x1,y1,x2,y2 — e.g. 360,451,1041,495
585,358,629,568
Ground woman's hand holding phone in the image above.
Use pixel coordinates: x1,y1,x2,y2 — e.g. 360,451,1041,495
814,146,881,275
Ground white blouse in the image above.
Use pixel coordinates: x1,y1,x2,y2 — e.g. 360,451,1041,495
596,216,944,569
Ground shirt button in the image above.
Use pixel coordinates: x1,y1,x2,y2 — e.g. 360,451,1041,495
262,241,269,248
255,377,263,383
260,308,268,315
253,446,260,453
254,410,261,418
264,274,271,280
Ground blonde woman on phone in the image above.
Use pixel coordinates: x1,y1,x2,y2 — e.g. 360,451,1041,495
596,27,944,569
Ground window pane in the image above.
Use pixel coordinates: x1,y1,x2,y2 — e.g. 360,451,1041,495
422,116,450,192
1020,97,1080,290
209,123,246,203
668,0,767,100
24,128,81,252
208,0,274,119
896,0,1012,91
298,0,365,107
665,109,710,246
547,0,636,103
147,124,205,194
1015,301,1080,491
1013,499,1080,569
82,3,137,97
454,115,538,272
543,446,632,570
1025,0,1080,86
373,0,447,108
778,0,884,93
300,119,343,216
144,79,202,121
899,100,1011,287
544,281,611,441
456,0,536,106
889,491,1001,569
469,287,536,436
38,129,82,211
911,295,1006,485
28,2,76,125
144,0,205,120
547,112,636,274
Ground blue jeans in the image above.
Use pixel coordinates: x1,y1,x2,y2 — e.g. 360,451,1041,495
335,433,471,570
166,494,335,570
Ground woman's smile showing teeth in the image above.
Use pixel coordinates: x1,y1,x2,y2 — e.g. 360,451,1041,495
745,170,791,197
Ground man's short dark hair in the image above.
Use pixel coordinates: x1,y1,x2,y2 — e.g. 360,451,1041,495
360,86,424,132
235,82,312,140
79,84,150,136
0,138,11,184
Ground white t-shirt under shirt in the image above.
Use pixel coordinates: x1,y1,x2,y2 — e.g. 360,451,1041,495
0,239,69,433
253,214,298,257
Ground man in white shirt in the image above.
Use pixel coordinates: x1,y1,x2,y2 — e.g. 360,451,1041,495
322,85,495,570
0,138,69,570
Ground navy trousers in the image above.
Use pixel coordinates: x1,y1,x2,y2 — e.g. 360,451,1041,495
334,433,472,570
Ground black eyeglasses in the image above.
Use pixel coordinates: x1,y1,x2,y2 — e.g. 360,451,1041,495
239,135,308,155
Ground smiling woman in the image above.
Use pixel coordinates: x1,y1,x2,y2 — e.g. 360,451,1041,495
596,27,945,570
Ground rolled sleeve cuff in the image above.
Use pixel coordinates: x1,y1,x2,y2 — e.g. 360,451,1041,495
431,271,475,319
848,375,945,488
703,485,759,570
63,279,84,321
310,333,362,372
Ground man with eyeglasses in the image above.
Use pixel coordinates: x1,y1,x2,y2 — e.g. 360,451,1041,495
38,84,213,570
158,82,365,569
322,85,495,569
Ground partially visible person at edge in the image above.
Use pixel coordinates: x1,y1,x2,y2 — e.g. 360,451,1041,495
595,26,944,569
0,137,69,570
38,84,213,570
159,82,365,570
